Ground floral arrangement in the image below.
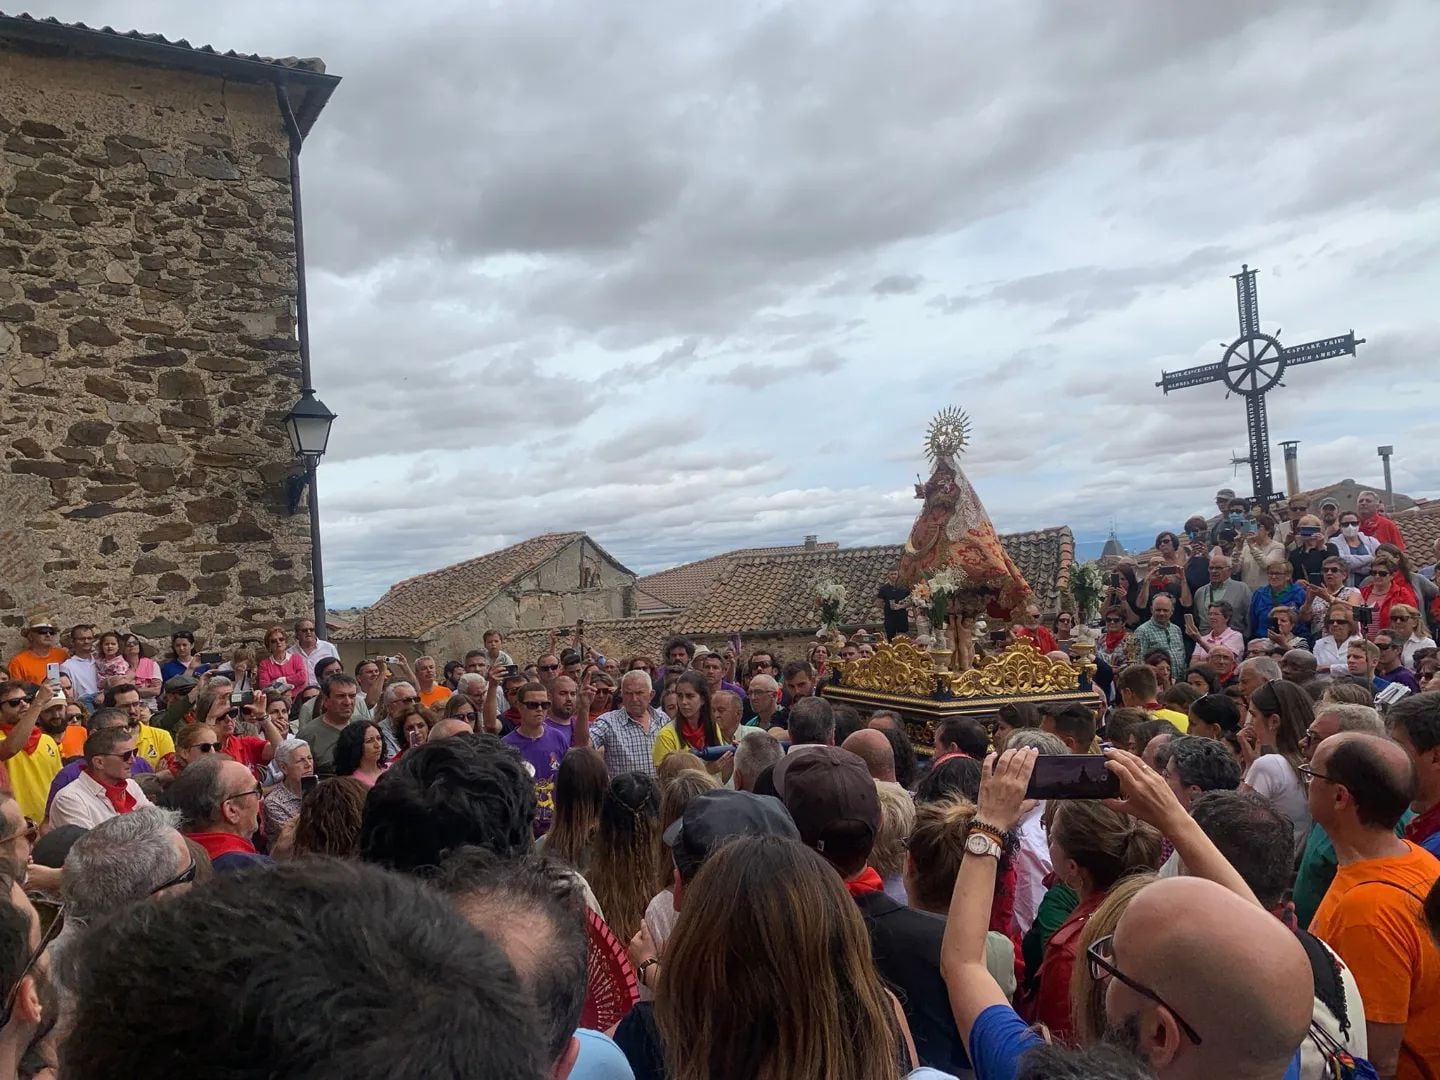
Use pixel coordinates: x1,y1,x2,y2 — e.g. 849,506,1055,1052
813,580,847,631
1069,561,1106,622
920,568,961,625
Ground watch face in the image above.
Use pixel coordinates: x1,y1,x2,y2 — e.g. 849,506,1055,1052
965,832,1000,858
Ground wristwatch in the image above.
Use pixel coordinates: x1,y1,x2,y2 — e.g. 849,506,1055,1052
637,957,660,987
964,831,1003,860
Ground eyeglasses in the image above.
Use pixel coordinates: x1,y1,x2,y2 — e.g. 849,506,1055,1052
520,700,550,710
102,749,138,763
538,664,560,672
0,818,37,846
1378,641,1398,650
1298,763,1345,788
751,660,772,669
192,742,220,753
1323,566,1344,573
1086,934,1202,1045
1104,618,1123,625
148,858,198,896
0,698,26,709
223,784,264,804
297,626,316,634
1372,570,1392,578
32,628,57,635
0,903,64,1027
451,711,477,721
1326,619,1350,626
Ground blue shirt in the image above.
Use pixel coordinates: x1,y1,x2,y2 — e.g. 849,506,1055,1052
569,1028,635,1080
968,1003,1302,1079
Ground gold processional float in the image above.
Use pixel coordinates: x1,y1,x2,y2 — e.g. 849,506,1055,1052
822,407,1098,747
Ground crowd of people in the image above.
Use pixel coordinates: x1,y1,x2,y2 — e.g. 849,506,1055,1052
0,488,1435,1077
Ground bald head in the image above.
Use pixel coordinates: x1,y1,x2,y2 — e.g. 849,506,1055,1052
842,728,897,783
1309,731,1416,832
1111,877,1310,1076
429,717,474,740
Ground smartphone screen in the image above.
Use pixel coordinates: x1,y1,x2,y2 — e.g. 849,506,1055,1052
200,652,222,665
300,775,319,794
45,662,61,690
1024,755,1121,800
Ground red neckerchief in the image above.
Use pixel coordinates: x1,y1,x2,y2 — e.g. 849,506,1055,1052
1103,629,1128,650
845,867,885,897
1142,701,1166,712
679,721,708,751
1,723,43,755
83,766,136,813
187,831,257,860
1404,802,1440,849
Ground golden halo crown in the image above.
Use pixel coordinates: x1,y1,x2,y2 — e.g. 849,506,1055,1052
926,406,972,463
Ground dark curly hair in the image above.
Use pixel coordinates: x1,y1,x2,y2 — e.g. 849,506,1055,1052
333,720,388,777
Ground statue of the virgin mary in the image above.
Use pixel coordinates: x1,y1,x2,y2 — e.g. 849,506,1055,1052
897,408,1034,627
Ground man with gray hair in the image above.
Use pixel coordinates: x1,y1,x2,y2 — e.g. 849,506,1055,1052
1193,553,1251,637
1292,699,1388,927
587,669,668,778
732,729,783,792
54,805,193,976
376,681,420,757
745,673,783,729
1237,655,1282,704
166,757,270,872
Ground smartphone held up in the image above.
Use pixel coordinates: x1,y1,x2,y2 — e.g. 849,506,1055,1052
1024,755,1121,800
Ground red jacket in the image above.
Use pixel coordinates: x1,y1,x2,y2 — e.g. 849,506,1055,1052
1360,513,1405,550
1020,889,1106,1045
1015,625,1058,654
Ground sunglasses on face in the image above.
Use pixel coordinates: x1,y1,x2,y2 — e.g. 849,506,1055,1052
1372,570,1392,577
149,859,198,895
104,749,138,762
192,742,220,753
538,664,560,672
0,818,37,846
520,700,550,710
0,698,25,709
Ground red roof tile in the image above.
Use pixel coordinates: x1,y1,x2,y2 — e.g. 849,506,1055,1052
636,541,839,611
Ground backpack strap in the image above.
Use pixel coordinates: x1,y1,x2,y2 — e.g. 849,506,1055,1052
1294,927,1349,1039
1353,878,1425,903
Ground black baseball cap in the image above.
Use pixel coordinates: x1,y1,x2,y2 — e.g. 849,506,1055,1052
774,746,881,867
663,790,798,882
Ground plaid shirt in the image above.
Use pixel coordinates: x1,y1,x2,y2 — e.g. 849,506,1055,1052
1133,618,1186,677
589,707,671,778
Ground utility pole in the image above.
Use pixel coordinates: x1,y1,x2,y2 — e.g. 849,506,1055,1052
1377,446,1395,511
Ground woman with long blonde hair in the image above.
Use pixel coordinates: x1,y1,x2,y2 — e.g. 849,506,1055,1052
585,771,661,944
654,834,915,1080
539,748,608,871
1068,871,1156,1044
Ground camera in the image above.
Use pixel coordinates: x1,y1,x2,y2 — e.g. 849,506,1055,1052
1353,605,1373,627
1268,614,1281,632
230,690,255,706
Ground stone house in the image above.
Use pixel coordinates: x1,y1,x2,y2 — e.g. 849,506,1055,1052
0,15,338,649
330,533,644,668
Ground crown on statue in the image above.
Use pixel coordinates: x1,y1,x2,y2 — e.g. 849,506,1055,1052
925,406,972,464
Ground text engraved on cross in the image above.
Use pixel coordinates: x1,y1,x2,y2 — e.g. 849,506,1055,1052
1155,265,1364,506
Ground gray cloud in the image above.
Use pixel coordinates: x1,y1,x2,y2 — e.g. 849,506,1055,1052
872,274,925,296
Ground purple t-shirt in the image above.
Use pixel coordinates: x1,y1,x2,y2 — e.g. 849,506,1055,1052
502,726,570,835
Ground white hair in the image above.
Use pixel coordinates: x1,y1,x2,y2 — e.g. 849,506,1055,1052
457,673,487,694
274,737,309,766
1315,703,1384,735
733,729,783,788
383,681,417,705
620,669,652,692
1239,656,1282,683
61,806,184,922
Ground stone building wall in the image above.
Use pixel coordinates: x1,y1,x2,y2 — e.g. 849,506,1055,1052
0,51,313,651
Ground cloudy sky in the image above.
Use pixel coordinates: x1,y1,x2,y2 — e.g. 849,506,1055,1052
37,0,1440,605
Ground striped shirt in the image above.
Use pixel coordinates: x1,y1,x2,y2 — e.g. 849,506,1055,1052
589,707,671,778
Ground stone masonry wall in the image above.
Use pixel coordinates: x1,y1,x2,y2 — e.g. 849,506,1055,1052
0,50,313,651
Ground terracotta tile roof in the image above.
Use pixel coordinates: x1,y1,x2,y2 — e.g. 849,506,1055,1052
678,527,1076,634
636,541,839,611
335,533,585,641
1279,479,1417,515
499,617,677,666
1005,526,1076,612
1397,504,1440,557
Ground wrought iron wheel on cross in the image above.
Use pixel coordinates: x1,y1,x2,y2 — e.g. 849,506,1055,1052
1156,265,1363,508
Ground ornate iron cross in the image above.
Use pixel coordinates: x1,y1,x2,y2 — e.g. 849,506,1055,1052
1156,265,1363,507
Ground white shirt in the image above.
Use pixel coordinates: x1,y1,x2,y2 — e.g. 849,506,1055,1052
1403,635,1437,670
1243,755,1311,850
1010,801,1052,936
47,770,151,830
60,654,98,700
1313,633,1363,676
288,639,339,688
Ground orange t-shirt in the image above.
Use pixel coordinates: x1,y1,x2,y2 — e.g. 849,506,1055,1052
418,684,451,709
6,648,69,685
59,723,88,760
1311,841,1440,1080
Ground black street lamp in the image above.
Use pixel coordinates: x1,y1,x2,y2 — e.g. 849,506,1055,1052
284,387,337,639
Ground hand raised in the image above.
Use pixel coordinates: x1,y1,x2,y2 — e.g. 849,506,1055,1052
976,748,1037,833
1101,748,1187,836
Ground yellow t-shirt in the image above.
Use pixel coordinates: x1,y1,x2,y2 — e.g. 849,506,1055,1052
4,734,62,822
135,723,175,771
1155,706,1190,733
651,721,724,766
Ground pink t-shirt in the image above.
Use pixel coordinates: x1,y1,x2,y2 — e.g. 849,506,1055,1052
258,653,308,691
